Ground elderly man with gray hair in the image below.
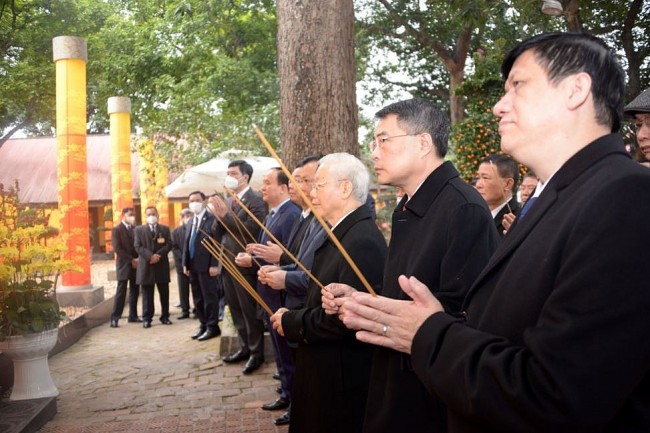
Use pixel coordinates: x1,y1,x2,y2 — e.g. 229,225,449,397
270,152,387,433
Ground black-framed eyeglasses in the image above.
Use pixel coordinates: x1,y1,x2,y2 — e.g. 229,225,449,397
369,134,419,152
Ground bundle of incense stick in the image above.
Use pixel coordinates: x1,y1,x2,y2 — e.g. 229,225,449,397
489,160,513,214
253,124,377,296
208,213,263,268
226,190,325,291
200,237,273,316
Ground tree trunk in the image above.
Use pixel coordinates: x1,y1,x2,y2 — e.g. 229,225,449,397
277,0,358,170
449,67,465,125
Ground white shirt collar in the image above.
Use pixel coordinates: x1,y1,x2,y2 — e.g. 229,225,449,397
270,198,290,215
236,186,251,199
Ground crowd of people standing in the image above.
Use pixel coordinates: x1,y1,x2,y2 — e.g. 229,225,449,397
108,31,649,432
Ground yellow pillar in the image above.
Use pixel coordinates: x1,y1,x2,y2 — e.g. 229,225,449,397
53,36,102,306
108,97,133,248
136,137,169,225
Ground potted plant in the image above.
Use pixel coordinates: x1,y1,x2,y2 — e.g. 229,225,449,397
0,181,75,400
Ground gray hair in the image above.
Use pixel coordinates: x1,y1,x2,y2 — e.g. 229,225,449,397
318,153,369,204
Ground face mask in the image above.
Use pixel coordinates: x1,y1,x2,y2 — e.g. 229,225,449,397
146,215,158,225
125,215,136,225
189,201,204,214
224,175,240,190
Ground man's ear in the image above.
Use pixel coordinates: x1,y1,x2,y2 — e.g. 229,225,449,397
566,72,591,111
419,132,435,157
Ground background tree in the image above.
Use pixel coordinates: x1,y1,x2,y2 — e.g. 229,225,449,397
276,0,358,169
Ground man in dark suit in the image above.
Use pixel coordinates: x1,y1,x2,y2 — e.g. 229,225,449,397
134,206,172,328
171,208,192,320
341,33,650,432
323,98,498,433
236,168,300,412
475,154,521,238
209,160,267,373
183,191,222,341
109,207,141,327
270,153,387,433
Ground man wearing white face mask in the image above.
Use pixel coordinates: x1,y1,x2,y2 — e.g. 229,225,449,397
182,191,222,341
210,160,267,374
134,206,172,328
109,207,141,328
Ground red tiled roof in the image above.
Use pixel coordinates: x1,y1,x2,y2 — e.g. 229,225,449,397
0,135,141,204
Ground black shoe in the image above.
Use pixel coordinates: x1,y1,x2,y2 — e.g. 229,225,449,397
272,372,281,380
197,328,221,341
173,303,181,308
143,321,152,328
262,397,290,411
127,317,143,323
276,386,282,394
110,319,119,328
191,328,206,339
160,318,173,325
274,412,290,426
177,312,190,320
223,349,250,364
242,356,264,375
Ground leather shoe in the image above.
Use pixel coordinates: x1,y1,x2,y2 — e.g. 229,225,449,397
191,328,206,339
110,319,118,328
177,312,190,320
276,386,282,394
160,318,173,325
197,328,221,341
272,372,281,380
274,411,290,426
127,317,143,323
143,321,152,328
242,356,264,375
262,397,289,411
223,349,250,364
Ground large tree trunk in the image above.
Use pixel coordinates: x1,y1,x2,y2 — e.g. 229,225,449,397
277,0,358,170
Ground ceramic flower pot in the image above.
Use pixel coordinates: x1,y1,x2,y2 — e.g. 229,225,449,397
0,328,59,400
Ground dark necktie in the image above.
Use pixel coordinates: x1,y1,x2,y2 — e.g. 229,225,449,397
189,217,199,259
519,196,538,219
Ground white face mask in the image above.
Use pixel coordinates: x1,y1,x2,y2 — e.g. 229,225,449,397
125,215,136,225
146,215,158,225
224,175,240,190
189,201,204,214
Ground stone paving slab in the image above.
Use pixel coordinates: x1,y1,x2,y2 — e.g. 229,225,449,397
37,265,289,433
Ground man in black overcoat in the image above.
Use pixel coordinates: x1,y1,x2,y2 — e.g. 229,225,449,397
171,208,192,319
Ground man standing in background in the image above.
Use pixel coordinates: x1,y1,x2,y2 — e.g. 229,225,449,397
110,207,141,327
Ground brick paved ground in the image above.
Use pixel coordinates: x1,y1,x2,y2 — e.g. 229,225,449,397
38,263,289,433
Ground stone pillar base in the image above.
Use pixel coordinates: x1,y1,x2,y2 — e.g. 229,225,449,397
56,286,104,308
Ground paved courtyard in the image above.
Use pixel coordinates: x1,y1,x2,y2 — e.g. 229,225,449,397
38,262,289,433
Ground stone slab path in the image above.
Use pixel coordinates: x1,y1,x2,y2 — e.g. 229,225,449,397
38,264,289,433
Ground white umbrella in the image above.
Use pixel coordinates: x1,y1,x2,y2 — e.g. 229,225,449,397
164,155,279,198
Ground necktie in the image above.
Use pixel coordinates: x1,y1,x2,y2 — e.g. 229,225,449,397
519,196,538,219
189,217,198,259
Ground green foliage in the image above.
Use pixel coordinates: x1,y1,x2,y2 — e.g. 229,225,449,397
0,181,74,339
451,43,504,183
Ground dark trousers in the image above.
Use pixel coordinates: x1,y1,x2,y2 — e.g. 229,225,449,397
175,259,191,313
141,283,170,321
111,277,139,321
222,271,264,358
266,314,295,401
189,268,221,332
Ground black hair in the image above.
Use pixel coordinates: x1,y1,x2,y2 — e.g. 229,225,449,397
481,154,520,188
375,98,450,158
121,207,135,215
188,191,206,200
501,32,625,132
228,160,254,182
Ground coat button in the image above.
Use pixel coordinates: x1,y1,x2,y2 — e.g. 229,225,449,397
459,311,468,322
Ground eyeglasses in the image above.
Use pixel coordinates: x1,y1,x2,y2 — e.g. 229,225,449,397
369,134,419,152
311,179,346,191
633,117,650,131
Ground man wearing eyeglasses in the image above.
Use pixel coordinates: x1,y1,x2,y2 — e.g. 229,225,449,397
624,87,650,167
322,98,498,433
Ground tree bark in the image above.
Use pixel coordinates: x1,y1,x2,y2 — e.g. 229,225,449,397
277,0,358,170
